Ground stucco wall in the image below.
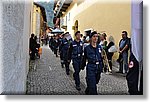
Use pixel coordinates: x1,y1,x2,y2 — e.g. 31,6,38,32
74,2,131,59
0,0,32,94
32,5,41,36
61,2,78,37
61,1,131,60
62,1,131,48
74,2,131,43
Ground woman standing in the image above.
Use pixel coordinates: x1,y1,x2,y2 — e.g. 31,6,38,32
81,31,103,95
106,36,115,73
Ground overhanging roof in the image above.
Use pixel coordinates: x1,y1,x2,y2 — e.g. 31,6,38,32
54,0,73,17
34,2,47,22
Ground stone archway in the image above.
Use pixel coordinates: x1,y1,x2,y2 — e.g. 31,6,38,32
74,20,78,34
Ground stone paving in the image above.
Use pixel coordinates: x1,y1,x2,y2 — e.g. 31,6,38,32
26,45,129,95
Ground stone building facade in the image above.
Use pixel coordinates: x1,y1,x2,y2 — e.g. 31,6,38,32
0,0,32,94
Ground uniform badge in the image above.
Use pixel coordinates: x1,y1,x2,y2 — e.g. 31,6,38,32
73,44,77,47
96,62,99,64
64,42,67,44
98,48,101,53
129,61,134,68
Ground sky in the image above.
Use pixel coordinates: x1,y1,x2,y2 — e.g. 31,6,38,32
34,0,52,2
34,0,54,27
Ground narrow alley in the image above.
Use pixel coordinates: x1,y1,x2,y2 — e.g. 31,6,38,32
26,45,128,95
0,0,143,96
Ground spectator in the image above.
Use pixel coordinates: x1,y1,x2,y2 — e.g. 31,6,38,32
117,31,130,74
106,36,116,73
29,34,36,60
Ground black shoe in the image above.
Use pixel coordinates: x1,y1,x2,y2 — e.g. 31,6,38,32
66,72,70,75
73,73,75,80
61,64,64,68
85,88,89,95
123,73,127,77
116,71,122,73
30,58,35,60
116,59,120,63
76,86,81,91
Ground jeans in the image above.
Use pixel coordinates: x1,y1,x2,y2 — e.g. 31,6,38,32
122,52,128,73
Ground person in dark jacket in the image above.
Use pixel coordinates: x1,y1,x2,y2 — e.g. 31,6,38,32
29,34,36,60
81,31,103,95
68,31,83,91
60,34,71,75
49,36,55,52
34,36,40,58
45,35,49,45
53,35,60,57
59,34,65,68
117,31,130,74
126,51,143,95
126,43,143,95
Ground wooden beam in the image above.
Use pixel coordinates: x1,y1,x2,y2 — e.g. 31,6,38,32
60,9,66,12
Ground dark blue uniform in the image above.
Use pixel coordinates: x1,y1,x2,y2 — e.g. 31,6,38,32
61,38,70,75
82,44,103,95
59,38,65,68
49,37,55,52
68,40,83,88
53,39,60,57
126,52,143,95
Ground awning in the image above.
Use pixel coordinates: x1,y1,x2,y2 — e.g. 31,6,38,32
84,28,94,32
51,28,64,34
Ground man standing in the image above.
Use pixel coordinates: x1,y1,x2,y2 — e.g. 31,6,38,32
68,31,83,91
60,33,71,75
118,31,130,74
29,34,36,60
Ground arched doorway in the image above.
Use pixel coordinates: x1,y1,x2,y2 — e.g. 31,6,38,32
74,20,78,36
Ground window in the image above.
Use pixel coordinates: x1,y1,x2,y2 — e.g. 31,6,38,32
66,16,67,25
68,13,70,21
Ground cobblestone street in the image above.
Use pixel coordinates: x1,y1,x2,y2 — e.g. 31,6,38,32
26,45,129,95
